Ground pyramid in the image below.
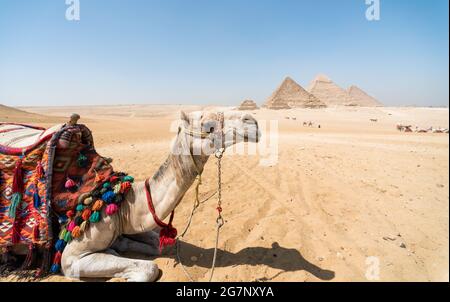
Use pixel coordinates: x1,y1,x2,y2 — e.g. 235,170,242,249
238,99,259,110
346,85,383,107
264,77,326,109
307,74,350,106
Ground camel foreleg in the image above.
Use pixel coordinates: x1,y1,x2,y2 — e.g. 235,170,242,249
61,248,160,282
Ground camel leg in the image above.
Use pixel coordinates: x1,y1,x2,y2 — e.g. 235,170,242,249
62,247,160,282
60,217,159,282
124,230,160,246
112,234,159,256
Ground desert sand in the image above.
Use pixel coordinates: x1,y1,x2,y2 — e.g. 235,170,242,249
1,104,448,282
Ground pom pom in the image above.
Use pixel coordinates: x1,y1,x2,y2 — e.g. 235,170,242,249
76,204,85,212
80,221,88,232
81,208,92,221
113,183,121,194
55,239,66,251
83,197,93,205
92,199,104,211
102,182,111,189
58,215,68,224
102,191,115,204
106,203,119,216
59,229,67,240
65,178,77,190
123,176,134,183
66,210,75,218
63,231,72,242
71,226,81,238
110,176,119,183
120,182,132,194
67,221,76,232
53,251,62,264
159,225,178,252
89,211,101,223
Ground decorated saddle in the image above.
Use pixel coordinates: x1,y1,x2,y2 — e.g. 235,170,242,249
0,121,134,276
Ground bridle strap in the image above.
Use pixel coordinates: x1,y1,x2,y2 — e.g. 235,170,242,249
144,178,174,228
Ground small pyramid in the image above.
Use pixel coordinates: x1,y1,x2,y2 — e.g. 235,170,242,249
238,99,259,110
346,85,383,107
307,74,350,106
264,77,326,109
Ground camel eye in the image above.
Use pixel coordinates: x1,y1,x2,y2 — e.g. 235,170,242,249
203,122,216,134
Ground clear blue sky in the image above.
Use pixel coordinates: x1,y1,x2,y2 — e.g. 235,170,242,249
0,0,448,107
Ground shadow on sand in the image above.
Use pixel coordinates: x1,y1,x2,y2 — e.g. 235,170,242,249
162,241,335,281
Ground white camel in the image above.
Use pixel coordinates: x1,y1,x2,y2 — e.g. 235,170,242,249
51,110,259,281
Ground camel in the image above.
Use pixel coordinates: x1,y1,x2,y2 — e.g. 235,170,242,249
7,110,260,281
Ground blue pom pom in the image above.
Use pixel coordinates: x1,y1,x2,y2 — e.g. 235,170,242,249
50,263,60,273
76,204,84,212
55,239,66,252
102,191,115,204
58,215,68,224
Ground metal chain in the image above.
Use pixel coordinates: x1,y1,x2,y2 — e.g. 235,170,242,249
176,148,225,282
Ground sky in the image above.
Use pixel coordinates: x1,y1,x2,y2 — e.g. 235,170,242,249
0,0,448,107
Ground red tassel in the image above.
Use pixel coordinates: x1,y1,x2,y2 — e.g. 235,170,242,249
36,162,44,179
11,221,20,244
33,223,40,241
53,251,62,264
12,159,23,193
159,225,177,252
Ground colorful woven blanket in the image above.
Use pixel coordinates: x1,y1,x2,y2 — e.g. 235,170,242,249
0,123,133,276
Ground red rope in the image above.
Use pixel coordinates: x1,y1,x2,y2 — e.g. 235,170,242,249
144,179,177,252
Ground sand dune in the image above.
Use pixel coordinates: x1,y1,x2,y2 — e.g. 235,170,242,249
1,105,448,282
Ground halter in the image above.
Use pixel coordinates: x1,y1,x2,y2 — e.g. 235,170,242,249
144,112,225,252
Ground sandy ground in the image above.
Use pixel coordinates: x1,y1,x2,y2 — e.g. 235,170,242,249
1,104,448,282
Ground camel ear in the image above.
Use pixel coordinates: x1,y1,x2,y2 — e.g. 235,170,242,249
180,111,189,124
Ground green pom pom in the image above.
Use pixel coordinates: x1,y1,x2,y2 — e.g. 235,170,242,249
59,229,67,240
102,182,111,189
76,204,85,212
64,231,72,242
89,211,101,223
123,176,134,183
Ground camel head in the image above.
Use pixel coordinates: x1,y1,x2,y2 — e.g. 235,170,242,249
178,110,260,156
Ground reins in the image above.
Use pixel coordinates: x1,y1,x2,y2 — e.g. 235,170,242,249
144,112,226,281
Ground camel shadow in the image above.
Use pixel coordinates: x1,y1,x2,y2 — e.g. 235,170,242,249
162,241,335,281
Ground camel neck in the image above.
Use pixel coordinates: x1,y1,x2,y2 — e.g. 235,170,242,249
120,134,209,235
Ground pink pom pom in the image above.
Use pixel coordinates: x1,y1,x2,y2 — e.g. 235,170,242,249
67,220,76,232
65,178,76,189
106,203,119,216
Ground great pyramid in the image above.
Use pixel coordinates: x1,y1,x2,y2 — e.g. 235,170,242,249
307,74,350,106
238,99,259,110
346,85,383,107
264,77,326,109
